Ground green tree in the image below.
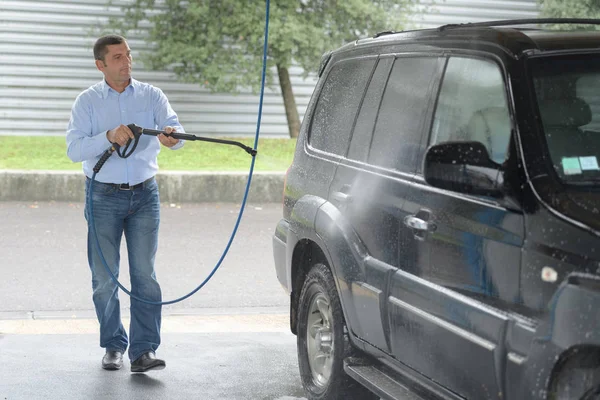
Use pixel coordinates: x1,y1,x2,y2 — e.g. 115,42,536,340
539,0,600,29
107,0,419,138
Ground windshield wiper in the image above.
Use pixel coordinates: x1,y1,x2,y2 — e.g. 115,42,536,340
567,178,600,186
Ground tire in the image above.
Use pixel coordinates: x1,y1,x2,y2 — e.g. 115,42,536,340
581,386,600,400
296,263,378,400
550,350,600,400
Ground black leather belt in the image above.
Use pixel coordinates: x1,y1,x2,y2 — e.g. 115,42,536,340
117,182,143,190
87,176,154,191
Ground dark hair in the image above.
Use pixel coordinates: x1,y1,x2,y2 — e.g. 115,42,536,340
93,34,126,62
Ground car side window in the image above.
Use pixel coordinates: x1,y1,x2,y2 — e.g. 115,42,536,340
368,56,439,173
347,57,394,162
430,57,511,164
309,58,377,156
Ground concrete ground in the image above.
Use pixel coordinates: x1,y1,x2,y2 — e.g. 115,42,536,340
0,201,307,399
0,317,306,400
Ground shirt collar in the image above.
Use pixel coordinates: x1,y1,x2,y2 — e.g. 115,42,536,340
128,78,139,94
100,78,137,99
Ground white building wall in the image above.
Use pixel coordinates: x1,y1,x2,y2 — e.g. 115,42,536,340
0,0,539,137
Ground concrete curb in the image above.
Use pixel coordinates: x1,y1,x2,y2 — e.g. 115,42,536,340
0,170,285,203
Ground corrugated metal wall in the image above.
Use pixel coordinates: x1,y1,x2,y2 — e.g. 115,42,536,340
416,0,539,29
0,0,539,137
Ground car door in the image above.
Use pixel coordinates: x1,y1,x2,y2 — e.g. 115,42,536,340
329,54,444,353
387,55,526,400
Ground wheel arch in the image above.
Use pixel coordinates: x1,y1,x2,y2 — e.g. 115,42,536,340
547,345,600,400
286,197,369,341
290,239,329,335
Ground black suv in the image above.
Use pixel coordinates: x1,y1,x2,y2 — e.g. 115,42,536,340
272,19,600,400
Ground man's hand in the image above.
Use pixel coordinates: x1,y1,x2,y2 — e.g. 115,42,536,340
159,126,179,148
107,124,135,147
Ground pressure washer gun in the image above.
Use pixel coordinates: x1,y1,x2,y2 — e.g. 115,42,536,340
94,123,257,173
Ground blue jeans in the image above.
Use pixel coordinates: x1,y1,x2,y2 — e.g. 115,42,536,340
84,177,162,361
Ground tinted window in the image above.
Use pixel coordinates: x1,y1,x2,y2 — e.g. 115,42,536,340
310,58,376,155
531,54,600,184
368,56,439,172
347,58,393,162
431,57,511,164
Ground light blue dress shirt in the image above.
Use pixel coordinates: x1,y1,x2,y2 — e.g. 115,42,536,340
66,78,184,185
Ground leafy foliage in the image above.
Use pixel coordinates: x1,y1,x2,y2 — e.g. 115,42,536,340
539,0,600,30
107,0,419,93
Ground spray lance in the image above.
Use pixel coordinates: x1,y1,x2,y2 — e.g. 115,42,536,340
93,123,257,174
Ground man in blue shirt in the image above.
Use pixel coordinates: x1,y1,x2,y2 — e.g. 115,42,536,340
66,34,184,373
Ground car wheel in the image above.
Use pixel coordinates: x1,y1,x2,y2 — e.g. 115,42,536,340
550,350,600,400
297,262,377,400
582,385,600,400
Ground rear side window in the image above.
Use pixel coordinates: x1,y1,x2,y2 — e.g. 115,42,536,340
368,56,439,173
348,58,394,162
431,57,511,164
309,58,376,155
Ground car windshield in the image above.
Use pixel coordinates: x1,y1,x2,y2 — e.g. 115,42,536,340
530,54,600,185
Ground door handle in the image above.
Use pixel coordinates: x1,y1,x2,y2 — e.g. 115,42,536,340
332,191,353,203
332,184,353,204
403,215,436,232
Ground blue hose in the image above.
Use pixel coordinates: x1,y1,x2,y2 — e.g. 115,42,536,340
88,0,271,305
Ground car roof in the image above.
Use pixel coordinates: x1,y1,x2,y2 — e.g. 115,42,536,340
344,19,600,57
521,30,600,52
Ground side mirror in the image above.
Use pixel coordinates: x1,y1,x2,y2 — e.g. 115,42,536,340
424,141,503,198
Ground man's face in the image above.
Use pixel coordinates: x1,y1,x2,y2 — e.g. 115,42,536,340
96,42,132,84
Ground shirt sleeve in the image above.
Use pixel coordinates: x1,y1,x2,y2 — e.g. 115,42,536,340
153,87,185,150
66,94,112,162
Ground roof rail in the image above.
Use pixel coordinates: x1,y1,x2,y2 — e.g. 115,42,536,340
439,18,600,31
373,30,397,38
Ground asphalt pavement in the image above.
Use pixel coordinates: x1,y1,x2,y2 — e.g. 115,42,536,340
0,201,308,399
0,201,288,315
0,330,306,400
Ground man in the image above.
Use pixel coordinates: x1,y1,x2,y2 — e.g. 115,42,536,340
66,34,184,373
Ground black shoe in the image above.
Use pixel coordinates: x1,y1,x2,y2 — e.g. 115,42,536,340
130,351,166,373
102,350,124,370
